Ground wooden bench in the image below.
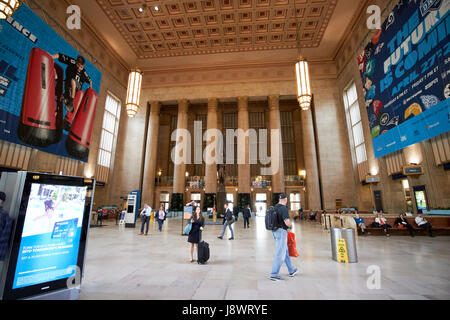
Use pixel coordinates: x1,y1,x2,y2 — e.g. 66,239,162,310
356,216,450,236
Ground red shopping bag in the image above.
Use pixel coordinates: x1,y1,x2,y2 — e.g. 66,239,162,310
287,231,300,257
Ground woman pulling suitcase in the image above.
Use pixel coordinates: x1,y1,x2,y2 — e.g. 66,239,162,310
186,202,205,263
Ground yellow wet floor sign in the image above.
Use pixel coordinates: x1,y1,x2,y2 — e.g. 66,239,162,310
337,238,349,264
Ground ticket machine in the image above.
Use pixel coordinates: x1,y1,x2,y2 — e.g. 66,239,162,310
124,190,140,228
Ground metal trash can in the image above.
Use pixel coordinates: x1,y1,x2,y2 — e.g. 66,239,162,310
331,227,358,263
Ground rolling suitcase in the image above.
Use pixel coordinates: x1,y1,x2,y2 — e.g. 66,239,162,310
18,47,58,147
197,241,210,264
66,87,98,160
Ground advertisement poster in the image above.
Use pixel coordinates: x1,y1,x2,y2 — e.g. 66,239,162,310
0,4,102,162
13,183,87,289
358,0,449,158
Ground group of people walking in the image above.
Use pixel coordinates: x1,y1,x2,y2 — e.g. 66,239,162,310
138,204,167,236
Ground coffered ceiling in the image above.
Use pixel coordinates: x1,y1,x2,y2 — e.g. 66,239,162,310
95,0,337,59
73,0,366,72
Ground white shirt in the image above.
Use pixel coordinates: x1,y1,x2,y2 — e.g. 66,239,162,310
415,216,427,226
375,217,387,225
142,207,152,217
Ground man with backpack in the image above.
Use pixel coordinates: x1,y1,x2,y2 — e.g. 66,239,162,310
267,194,298,281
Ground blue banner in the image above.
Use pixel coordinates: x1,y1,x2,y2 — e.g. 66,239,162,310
0,4,102,162
358,0,449,158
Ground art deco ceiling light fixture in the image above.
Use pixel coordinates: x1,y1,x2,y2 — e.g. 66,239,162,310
294,2,312,111
0,0,22,19
125,69,143,118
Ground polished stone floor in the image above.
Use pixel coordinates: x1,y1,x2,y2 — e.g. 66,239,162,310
79,217,450,300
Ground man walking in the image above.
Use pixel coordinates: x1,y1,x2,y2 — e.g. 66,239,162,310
139,204,152,236
270,194,298,281
218,203,234,240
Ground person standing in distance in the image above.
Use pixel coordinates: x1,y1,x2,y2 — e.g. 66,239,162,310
270,194,298,281
243,204,251,229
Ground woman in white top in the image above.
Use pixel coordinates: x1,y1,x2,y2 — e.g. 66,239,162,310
155,204,167,232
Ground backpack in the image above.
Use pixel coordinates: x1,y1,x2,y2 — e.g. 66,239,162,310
265,206,280,231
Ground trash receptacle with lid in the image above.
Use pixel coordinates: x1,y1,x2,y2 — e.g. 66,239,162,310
331,227,358,263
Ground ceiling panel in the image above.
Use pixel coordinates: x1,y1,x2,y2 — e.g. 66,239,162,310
95,0,337,59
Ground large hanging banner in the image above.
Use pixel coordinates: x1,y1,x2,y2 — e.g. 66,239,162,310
0,4,102,163
358,0,449,159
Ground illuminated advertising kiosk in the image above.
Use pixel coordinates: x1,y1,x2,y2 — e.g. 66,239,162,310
0,171,95,300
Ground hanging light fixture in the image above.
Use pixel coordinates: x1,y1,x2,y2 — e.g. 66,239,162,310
294,2,312,111
125,69,143,118
295,59,312,110
0,0,22,19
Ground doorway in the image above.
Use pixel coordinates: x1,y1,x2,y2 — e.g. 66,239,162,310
255,193,267,217
226,193,234,211
373,190,383,212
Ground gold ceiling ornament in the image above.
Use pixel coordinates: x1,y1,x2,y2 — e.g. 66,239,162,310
294,2,312,111
0,0,22,19
125,69,143,118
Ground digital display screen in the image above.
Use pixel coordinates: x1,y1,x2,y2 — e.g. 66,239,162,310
12,183,87,289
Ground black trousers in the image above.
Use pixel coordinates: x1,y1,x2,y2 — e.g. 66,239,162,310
405,224,415,237
244,217,250,228
419,222,433,237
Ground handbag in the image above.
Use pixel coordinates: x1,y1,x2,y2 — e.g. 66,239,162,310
183,223,192,235
227,216,236,225
287,231,300,258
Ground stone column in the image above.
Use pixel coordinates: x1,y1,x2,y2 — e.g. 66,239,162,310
141,101,160,207
268,95,285,194
205,98,218,194
301,109,321,210
173,99,189,195
238,96,251,194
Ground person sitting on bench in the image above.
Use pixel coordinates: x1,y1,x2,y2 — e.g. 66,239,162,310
354,212,370,235
415,212,434,237
309,211,316,221
394,214,415,237
373,212,391,237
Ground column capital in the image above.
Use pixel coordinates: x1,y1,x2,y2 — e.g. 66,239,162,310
177,99,189,113
207,97,218,111
237,96,249,111
149,101,161,114
268,94,280,111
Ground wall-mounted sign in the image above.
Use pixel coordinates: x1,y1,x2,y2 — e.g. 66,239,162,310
358,0,449,159
403,165,425,176
365,175,380,183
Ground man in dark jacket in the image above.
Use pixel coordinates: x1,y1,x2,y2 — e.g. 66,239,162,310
243,204,251,229
394,214,415,237
218,203,234,240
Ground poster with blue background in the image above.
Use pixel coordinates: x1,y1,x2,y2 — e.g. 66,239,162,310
13,183,87,289
358,0,449,159
0,4,102,162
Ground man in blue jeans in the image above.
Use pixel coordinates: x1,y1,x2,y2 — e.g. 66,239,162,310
218,203,234,240
270,194,298,281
